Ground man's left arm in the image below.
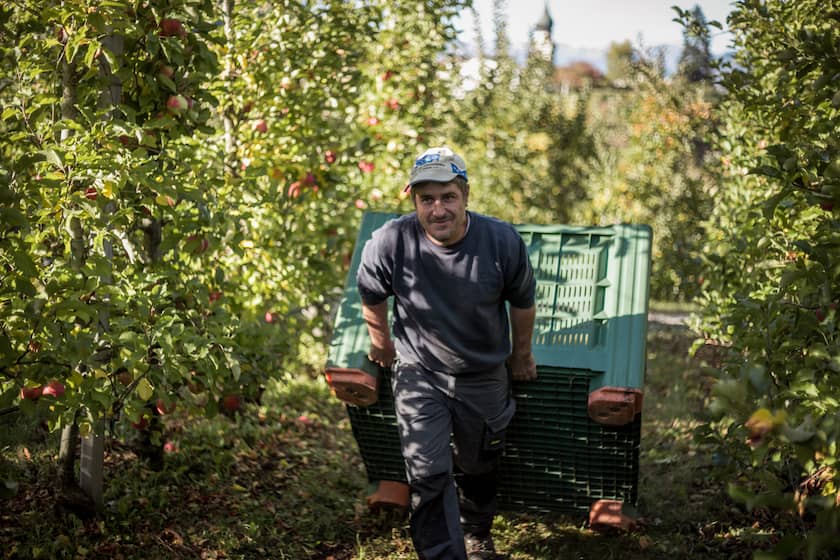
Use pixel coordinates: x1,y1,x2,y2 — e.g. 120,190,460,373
508,304,537,381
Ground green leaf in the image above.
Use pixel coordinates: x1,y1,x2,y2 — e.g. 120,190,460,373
42,149,63,170
0,207,28,229
136,377,154,401
158,74,177,93
84,42,99,69
13,251,37,278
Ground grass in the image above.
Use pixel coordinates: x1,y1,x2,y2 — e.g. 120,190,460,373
0,323,791,559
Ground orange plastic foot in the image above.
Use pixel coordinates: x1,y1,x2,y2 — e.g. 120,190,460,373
588,387,643,425
589,499,637,531
366,480,409,510
324,368,379,406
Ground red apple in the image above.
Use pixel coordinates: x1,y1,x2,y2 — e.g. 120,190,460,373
20,386,42,401
158,18,185,38
41,380,65,398
84,187,97,200
242,101,253,114
158,64,175,78
155,398,176,415
209,291,223,303
166,94,189,115
358,161,375,173
118,134,133,147
132,416,149,430
303,172,316,185
264,311,275,323
380,70,393,81
253,119,268,133
366,116,379,126
355,199,367,209
186,234,209,254
221,394,241,412
28,340,41,353
324,150,337,164
288,181,302,198
163,441,178,454
385,98,400,110
117,370,132,386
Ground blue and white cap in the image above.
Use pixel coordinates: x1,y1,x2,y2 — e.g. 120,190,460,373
406,146,468,191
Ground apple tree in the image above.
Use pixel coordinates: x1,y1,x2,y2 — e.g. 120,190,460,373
693,1,840,555
0,0,234,498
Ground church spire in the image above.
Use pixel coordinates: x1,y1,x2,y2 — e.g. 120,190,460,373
535,1,553,34
531,1,555,62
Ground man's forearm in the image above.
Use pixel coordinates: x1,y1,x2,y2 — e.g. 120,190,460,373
509,304,536,355
362,301,392,348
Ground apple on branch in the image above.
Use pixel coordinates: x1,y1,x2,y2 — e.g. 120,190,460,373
158,64,175,79
155,398,176,415
253,119,268,133
186,234,209,254
158,18,186,39
41,380,65,398
20,386,43,401
221,394,241,413
167,94,189,115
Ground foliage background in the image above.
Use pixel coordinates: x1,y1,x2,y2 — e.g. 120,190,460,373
2,0,840,557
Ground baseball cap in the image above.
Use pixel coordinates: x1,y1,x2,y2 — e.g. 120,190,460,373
405,146,468,192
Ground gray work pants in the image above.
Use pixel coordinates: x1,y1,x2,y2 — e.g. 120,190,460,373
392,361,515,560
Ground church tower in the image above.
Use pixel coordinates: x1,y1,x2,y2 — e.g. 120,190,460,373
531,2,555,62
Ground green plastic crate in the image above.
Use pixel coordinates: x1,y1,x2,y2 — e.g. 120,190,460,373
328,212,652,517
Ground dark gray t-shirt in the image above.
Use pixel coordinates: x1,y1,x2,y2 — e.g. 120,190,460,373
357,211,535,374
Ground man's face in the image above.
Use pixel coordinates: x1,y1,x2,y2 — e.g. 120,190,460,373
412,181,468,246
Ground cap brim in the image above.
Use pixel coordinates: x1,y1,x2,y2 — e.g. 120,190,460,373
405,170,459,192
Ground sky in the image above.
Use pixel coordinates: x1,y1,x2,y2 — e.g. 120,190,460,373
455,0,736,57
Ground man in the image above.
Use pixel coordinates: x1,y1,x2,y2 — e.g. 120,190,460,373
357,146,537,560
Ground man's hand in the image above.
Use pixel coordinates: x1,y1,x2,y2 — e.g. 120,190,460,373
368,340,396,369
508,351,537,381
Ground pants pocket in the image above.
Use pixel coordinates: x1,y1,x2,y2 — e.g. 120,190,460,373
482,397,516,455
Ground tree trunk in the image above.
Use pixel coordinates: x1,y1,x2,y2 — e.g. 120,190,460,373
58,46,81,498
77,32,126,513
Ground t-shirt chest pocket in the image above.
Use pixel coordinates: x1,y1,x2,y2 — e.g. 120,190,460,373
452,263,502,308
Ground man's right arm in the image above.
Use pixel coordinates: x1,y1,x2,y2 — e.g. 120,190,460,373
362,301,396,368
